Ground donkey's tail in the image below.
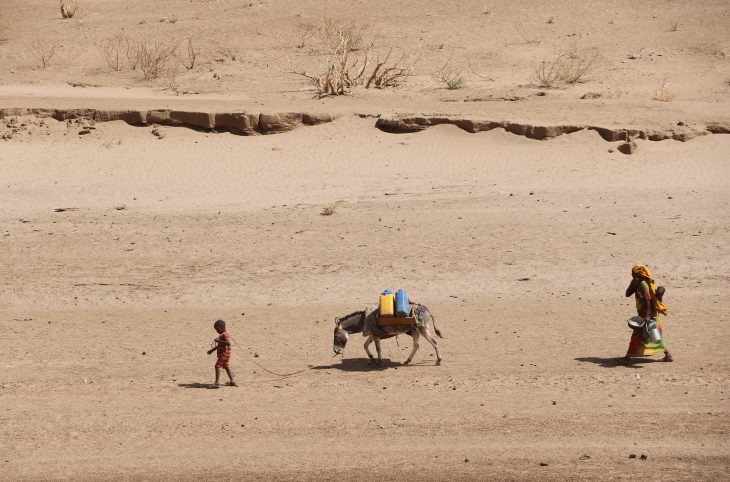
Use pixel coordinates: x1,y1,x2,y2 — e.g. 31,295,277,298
421,304,443,338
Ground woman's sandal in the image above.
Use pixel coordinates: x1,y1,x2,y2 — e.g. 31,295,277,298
226,382,238,387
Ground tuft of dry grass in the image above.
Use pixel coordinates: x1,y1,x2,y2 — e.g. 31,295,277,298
652,79,674,102
321,201,343,216
531,51,594,87
547,15,556,24
60,1,79,19
669,19,680,32
432,52,466,89
560,51,594,84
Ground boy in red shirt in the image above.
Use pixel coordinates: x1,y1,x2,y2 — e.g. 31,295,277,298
207,319,237,388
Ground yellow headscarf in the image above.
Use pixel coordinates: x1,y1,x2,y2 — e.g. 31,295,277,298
632,264,668,315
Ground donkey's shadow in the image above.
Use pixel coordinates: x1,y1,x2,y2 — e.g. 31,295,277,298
313,357,416,372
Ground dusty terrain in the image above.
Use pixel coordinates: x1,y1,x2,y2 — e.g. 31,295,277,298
1,1,730,481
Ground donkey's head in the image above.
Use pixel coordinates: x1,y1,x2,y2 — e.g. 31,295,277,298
333,318,349,355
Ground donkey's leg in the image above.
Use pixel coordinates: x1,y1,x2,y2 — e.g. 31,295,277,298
364,336,375,362
404,331,420,365
421,327,442,365
374,336,383,366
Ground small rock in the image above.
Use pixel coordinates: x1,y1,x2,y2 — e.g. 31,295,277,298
539,462,548,467
667,196,673,199
464,457,469,463
677,121,685,126
579,454,591,460
640,454,648,460
78,129,91,135
151,128,164,139
608,148,614,153
552,400,557,405
629,453,637,459
618,141,637,155
254,352,259,357
142,351,146,355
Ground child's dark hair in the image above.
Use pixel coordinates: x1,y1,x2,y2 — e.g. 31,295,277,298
214,319,226,331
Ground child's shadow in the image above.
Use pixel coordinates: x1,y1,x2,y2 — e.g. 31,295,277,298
178,382,214,389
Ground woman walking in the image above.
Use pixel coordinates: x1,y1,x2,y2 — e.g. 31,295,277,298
621,264,673,363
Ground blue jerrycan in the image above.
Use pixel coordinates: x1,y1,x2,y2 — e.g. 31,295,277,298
394,290,409,317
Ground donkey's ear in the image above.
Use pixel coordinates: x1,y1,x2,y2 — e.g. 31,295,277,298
335,318,341,326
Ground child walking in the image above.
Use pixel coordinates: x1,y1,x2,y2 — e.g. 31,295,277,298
207,319,237,388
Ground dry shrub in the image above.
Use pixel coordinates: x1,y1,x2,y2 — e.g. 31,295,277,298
97,34,125,71
652,79,674,102
295,20,317,49
172,36,199,70
32,40,58,69
60,1,79,19
124,37,142,70
318,18,365,52
164,65,181,95
366,48,418,89
138,39,176,80
288,18,417,96
532,54,565,87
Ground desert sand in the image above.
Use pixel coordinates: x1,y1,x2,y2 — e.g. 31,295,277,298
1,1,730,481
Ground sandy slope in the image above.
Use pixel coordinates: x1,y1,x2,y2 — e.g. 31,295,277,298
1,117,729,480
1,0,730,480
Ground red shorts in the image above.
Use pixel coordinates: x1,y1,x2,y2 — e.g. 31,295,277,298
215,357,230,369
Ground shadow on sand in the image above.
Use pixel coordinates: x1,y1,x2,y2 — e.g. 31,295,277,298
575,357,661,369
311,357,424,372
178,382,215,389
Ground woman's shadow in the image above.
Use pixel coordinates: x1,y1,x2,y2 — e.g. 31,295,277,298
575,357,659,369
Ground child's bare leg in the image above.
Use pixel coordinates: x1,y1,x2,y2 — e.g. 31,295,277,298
225,368,237,386
214,367,221,387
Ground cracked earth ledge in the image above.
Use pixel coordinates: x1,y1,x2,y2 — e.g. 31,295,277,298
1,107,729,141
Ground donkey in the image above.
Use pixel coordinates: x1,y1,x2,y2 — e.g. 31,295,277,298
332,304,443,365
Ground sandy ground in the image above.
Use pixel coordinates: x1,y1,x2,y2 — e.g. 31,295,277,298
1,1,730,481
1,117,729,480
